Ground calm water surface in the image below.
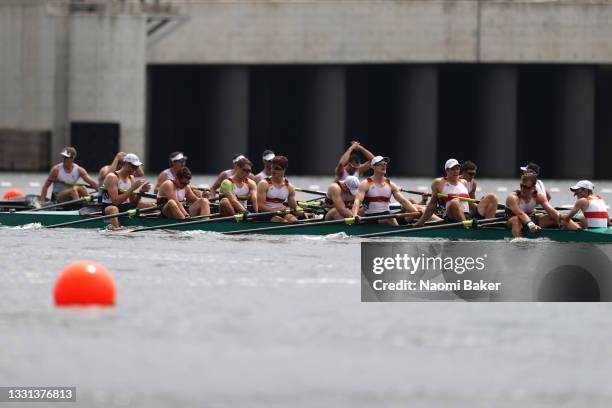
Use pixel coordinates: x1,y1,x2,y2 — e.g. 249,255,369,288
1,173,612,407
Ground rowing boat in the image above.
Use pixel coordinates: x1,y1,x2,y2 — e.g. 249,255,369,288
1,210,612,242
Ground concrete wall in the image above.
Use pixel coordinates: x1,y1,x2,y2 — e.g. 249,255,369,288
0,0,68,151
68,13,147,157
148,0,612,64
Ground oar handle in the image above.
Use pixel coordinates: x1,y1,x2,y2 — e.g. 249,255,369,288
295,187,327,196
436,193,478,203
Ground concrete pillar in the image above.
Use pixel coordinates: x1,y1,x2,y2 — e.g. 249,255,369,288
204,66,249,171
0,1,69,163
68,13,147,158
302,66,346,175
396,65,438,177
477,65,517,177
556,66,595,178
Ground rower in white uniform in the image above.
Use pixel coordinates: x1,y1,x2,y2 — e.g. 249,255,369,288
324,176,361,220
256,156,299,223
157,167,210,220
98,152,144,187
505,173,559,238
219,157,258,216
40,147,99,206
415,158,498,227
351,156,421,226
253,150,275,184
520,162,550,201
209,154,259,198
155,152,186,192
334,140,374,181
560,180,609,230
102,153,154,229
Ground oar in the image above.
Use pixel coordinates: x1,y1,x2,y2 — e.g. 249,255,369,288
31,193,99,211
128,209,295,233
401,189,431,196
356,216,507,238
60,180,97,189
223,211,422,235
295,187,326,196
45,205,160,229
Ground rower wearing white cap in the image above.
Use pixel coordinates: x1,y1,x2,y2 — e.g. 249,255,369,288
219,157,258,216
155,152,188,193
414,158,498,227
520,162,550,201
505,172,559,238
324,175,362,220
335,140,374,181
40,147,99,206
98,152,145,187
560,180,609,230
102,153,154,229
351,156,420,226
253,150,275,183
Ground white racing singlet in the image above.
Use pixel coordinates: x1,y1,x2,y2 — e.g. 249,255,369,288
584,195,608,228
439,179,470,214
52,164,80,194
364,178,392,215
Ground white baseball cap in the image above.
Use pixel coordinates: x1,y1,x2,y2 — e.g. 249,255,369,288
371,156,390,166
123,153,143,167
170,153,187,162
445,158,460,170
343,176,360,196
60,150,72,158
570,180,594,191
262,152,275,161
232,154,246,164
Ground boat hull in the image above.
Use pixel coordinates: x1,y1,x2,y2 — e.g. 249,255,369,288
2,210,612,243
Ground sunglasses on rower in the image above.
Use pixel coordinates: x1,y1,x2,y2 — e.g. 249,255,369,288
520,183,535,190
240,166,252,173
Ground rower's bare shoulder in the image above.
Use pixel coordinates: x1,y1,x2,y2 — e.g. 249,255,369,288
431,177,445,189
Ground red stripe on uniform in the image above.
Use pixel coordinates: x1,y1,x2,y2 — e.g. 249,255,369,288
366,196,390,202
584,211,608,219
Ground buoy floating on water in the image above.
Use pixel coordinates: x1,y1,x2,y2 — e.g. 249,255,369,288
2,188,23,199
54,260,116,306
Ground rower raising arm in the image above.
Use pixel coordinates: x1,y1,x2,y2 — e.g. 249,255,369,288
335,141,374,181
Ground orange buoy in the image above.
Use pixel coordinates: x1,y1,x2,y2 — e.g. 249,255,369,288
54,260,116,306
2,188,23,199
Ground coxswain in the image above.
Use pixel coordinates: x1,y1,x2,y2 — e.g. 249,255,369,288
101,153,154,229
560,180,609,230
253,150,275,183
415,158,498,227
157,166,210,220
334,141,374,181
505,173,559,238
219,157,258,216
256,156,300,223
520,162,550,201
98,152,144,187
351,156,421,226
324,176,361,220
40,147,99,206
